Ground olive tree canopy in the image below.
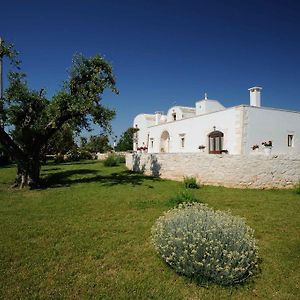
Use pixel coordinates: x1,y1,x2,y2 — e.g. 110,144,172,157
0,40,118,188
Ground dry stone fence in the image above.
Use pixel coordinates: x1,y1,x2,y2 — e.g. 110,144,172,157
126,153,300,189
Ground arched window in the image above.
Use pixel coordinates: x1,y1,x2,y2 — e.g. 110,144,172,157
208,130,224,154
160,130,170,153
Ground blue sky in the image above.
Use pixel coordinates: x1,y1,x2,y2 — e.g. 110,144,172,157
1,0,300,140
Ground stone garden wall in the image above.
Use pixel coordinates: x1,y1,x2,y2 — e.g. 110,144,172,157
96,151,127,160
125,153,300,189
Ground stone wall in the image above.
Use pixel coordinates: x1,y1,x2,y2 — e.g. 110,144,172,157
96,152,127,160
126,153,300,189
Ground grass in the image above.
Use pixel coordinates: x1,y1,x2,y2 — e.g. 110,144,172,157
0,161,299,299
168,190,201,206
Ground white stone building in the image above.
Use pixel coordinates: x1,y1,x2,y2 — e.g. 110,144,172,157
133,87,300,155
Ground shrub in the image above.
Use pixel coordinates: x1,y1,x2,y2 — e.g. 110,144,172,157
151,202,259,285
168,191,200,206
78,150,93,160
183,176,199,189
65,149,80,161
103,154,119,167
117,155,126,164
295,181,300,195
54,153,65,164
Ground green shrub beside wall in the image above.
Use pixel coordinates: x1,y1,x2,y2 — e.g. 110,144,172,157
103,154,125,167
103,155,119,166
295,181,300,195
183,176,199,189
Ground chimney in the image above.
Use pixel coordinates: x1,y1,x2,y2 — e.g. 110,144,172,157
248,86,262,107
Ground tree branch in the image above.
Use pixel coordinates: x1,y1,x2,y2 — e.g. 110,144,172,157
35,111,83,150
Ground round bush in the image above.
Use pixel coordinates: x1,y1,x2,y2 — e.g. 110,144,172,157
151,202,259,285
117,155,126,164
183,176,199,189
103,155,119,167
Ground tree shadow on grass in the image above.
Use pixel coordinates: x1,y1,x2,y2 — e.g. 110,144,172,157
40,169,160,189
45,160,100,166
42,167,61,172
0,163,16,169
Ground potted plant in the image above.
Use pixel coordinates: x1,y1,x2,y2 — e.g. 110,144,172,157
262,141,272,155
198,145,206,152
142,146,148,153
251,144,259,153
137,146,148,153
220,149,229,154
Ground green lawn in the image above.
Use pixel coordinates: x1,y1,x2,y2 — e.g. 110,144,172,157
0,161,299,299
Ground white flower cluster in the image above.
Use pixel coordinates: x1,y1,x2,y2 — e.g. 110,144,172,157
151,202,259,285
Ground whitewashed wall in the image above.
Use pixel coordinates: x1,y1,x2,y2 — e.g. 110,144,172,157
167,106,185,121
147,107,243,154
133,114,156,149
244,107,300,155
126,153,300,189
195,99,225,115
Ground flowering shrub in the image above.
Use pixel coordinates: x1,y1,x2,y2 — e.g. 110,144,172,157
151,203,259,285
220,149,229,154
64,149,93,161
183,176,199,189
251,144,259,150
262,141,272,147
137,146,148,152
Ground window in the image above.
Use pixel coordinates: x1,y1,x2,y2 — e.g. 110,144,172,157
288,134,294,147
181,137,185,148
150,139,154,148
179,134,185,148
208,130,224,154
172,113,177,121
160,130,170,153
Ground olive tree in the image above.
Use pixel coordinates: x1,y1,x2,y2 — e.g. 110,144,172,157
0,40,117,188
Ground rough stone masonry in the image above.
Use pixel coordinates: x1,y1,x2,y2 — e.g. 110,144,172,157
126,153,300,189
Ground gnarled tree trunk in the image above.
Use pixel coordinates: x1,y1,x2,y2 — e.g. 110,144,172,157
13,157,41,189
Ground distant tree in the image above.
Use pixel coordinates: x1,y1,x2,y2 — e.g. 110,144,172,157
80,136,88,149
79,134,111,153
116,127,139,151
0,39,118,188
45,124,77,155
86,134,112,153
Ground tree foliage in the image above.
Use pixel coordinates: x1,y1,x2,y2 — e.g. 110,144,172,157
45,124,77,155
116,127,139,152
0,40,118,188
82,134,112,153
